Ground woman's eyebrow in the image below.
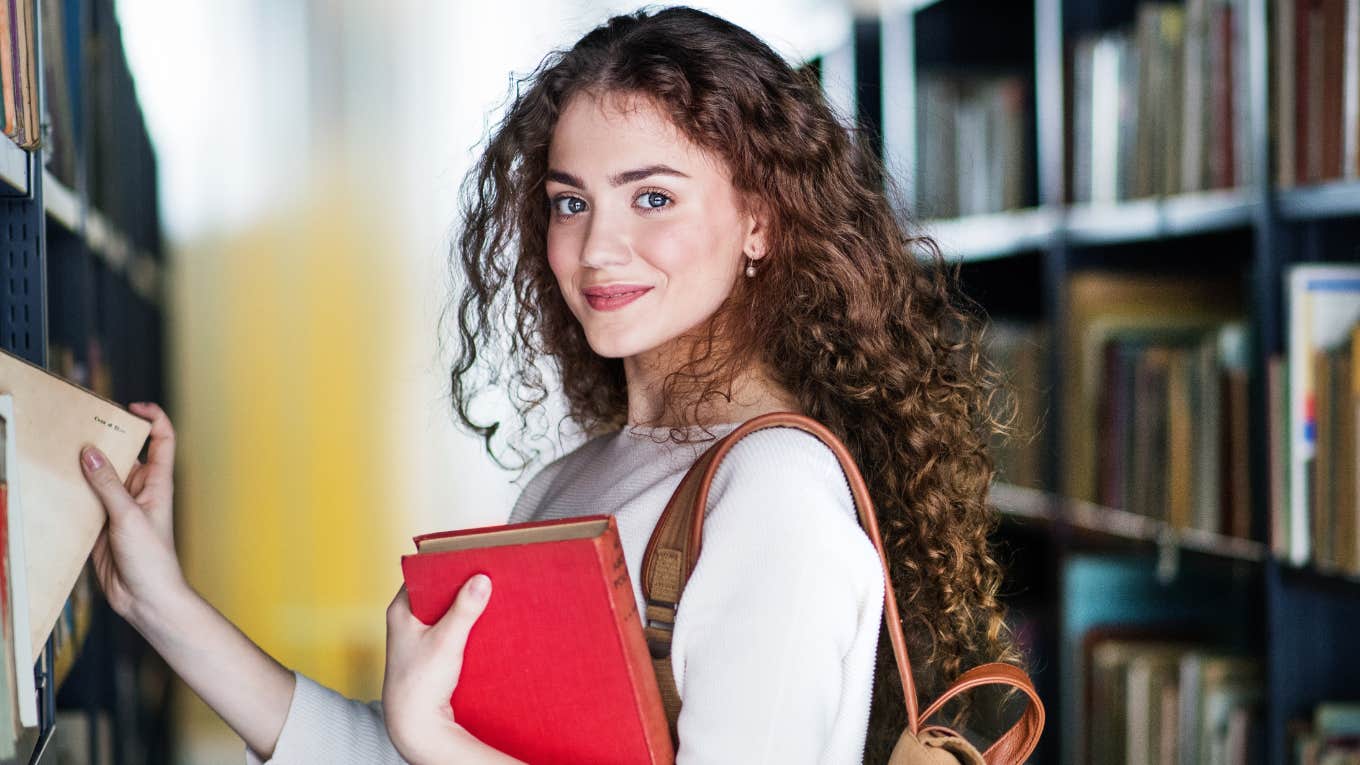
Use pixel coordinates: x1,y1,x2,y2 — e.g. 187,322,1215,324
546,164,690,189
609,164,690,186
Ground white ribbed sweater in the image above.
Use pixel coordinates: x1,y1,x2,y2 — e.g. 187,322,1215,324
245,422,886,764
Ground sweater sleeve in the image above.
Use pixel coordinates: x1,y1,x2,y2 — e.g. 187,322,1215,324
243,671,408,764
667,427,885,764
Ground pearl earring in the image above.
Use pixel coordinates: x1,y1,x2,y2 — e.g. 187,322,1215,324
745,256,757,278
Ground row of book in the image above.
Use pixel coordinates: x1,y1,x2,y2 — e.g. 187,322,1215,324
1093,321,1253,536
985,264,1360,575
1,0,41,149
2,0,167,258
1080,631,1263,765
1068,0,1254,205
987,271,1252,542
1273,0,1360,187
914,71,1029,218
918,0,1360,216
1290,701,1360,764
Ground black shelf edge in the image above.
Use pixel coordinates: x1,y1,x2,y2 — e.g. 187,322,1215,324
989,481,1269,563
1065,188,1258,245
1276,179,1360,221
889,0,945,13
919,207,1060,262
917,188,1262,261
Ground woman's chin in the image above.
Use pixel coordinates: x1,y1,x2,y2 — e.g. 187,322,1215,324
584,332,661,361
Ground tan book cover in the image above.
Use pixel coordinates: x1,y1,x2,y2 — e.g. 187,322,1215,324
1166,347,1194,531
0,0,15,137
1063,273,1240,505
0,347,150,658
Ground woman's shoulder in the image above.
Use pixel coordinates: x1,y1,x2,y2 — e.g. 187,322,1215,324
704,424,865,532
506,429,619,523
694,423,886,619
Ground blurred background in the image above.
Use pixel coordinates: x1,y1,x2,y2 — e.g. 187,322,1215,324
3,0,1360,762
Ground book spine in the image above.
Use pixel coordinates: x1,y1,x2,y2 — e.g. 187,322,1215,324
1344,0,1360,177
591,521,674,764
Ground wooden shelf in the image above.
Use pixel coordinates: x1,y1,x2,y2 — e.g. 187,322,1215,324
1065,188,1257,245
1276,180,1360,221
1273,558,1360,588
42,169,80,232
989,481,1269,564
884,0,945,12
0,135,27,194
917,189,1260,261
917,184,1360,261
919,207,1059,262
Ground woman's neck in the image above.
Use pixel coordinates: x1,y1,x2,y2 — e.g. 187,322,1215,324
622,356,800,429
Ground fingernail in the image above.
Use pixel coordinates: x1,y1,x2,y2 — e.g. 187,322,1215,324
468,574,491,601
82,447,104,471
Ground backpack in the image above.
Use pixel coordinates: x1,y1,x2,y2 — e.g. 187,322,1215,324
639,411,1045,763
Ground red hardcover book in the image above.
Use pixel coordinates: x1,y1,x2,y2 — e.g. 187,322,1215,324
400,514,674,764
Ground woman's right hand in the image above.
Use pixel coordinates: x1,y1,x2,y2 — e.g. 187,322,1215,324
80,401,189,628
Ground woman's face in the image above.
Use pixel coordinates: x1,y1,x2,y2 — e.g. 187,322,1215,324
544,91,764,363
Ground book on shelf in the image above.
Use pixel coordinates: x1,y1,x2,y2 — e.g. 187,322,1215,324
1274,0,1360,186
1268,354,1291,559
1067,0,1254,204
0,395,36,743
87,0,162,257
1079,627,1264,765
0,345,150,659
400,514,673,765
0,0,41,149
1062,272,1246,536
1285,264,1360,570
1291,702,1360,764
916,70,1028,218
39,0,77,186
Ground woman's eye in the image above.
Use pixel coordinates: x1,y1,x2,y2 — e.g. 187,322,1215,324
635,190,672,211
552,196,587,217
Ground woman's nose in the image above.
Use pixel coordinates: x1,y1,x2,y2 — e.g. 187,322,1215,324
579,214,632,270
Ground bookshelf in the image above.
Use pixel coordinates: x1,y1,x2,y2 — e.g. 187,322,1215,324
864,0,1360,762
0,0,168,762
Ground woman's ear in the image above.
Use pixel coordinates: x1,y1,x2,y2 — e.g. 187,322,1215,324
741,201,770,262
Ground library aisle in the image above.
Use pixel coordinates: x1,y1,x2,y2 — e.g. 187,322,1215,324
0,0,1356,762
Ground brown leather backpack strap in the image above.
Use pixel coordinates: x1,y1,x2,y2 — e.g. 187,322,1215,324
640,411,921,736
640,443,721,747
916,662,1045,764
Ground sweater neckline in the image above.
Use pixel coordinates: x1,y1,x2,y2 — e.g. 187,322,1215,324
619,420,744,440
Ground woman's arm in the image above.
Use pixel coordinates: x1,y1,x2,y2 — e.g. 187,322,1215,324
81,403,403,763
129,584,299,760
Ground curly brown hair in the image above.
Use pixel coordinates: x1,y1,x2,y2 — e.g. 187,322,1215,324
439,5,1031,761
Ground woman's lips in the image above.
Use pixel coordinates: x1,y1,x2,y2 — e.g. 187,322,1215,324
583,286,653,311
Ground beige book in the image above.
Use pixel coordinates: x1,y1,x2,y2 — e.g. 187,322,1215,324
0,347,150,659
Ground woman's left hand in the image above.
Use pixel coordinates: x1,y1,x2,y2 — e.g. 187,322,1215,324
382,576,525,765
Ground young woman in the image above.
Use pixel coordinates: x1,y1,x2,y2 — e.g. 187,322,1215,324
78,6,1028,764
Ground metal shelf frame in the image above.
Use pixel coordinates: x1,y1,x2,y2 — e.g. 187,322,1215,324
0,0,166,761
